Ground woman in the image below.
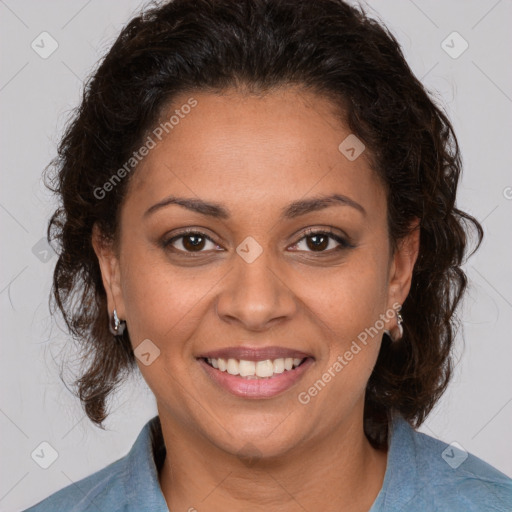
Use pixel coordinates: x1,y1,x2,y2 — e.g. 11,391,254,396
25,0,512,510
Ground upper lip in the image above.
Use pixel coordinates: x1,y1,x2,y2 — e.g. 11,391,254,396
197,346,314,361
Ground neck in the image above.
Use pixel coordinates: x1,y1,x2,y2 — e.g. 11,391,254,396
157,408,388,512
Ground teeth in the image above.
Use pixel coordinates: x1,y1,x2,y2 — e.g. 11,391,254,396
227,358,239,375
255,360,274,377
218,358,227,372
206,357,305,378
239,360,255,377
273,358,285,374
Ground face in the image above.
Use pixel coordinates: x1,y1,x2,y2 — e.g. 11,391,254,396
93,87,418,460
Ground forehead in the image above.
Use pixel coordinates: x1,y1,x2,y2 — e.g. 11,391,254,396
124,88,384,221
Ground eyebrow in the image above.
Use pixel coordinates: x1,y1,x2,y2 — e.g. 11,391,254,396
143,193,366,220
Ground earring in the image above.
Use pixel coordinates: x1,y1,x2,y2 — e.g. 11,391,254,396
109,308,126,336
384,305,404,342
395,307,404,340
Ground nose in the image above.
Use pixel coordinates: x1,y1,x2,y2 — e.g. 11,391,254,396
215,246,297,332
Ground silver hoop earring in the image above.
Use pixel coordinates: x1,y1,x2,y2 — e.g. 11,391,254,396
384,305,404,342
396,307,404,340
109,308,126,336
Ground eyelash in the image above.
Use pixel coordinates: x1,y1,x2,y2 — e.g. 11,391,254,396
162,227,353,256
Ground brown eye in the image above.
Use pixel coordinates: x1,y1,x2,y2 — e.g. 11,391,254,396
182,234,207,251
305,233,330,251
164,231,219,254
289,229,352,253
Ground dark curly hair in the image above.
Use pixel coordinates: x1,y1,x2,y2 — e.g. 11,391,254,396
45,0,482,448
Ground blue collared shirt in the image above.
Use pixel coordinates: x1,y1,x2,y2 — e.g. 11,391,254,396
24,414,512,511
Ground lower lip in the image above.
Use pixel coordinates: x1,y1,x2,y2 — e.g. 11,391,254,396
198,357,314,398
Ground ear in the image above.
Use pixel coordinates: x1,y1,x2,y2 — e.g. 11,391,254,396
387,219,420,308
91,223,126,320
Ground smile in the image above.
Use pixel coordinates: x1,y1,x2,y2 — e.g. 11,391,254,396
205,356,305,378
198,356,314,398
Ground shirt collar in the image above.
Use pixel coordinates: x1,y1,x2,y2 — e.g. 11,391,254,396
122,413,414,511
121,416,169,511
369,412,419,511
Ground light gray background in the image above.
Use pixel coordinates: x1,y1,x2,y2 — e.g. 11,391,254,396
1,1,511,510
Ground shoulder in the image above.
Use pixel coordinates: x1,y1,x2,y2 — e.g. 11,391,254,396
412,427,511,510
23,456,128,512
375,415,512,512
23,416,168,512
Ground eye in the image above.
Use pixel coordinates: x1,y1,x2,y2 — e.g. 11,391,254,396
162,227,353,256
163,230,221,255
289,228,352,253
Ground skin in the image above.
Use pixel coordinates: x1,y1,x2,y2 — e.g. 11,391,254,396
93,87,419,512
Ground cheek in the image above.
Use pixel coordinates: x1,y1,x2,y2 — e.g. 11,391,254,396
119,243,224,351
295,249,389,402
308,249,390,339
118,246,218,413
